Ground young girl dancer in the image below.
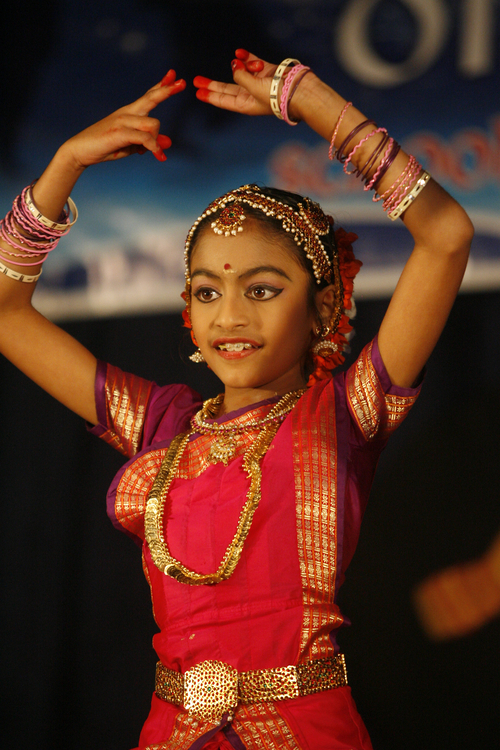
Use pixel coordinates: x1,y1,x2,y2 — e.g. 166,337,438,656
0,51,472,749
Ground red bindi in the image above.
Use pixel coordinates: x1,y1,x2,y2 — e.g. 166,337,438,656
224,263,231,270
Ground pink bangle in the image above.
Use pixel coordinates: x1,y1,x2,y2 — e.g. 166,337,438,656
328,102,352,160
280,64,311,125
343,128,387,174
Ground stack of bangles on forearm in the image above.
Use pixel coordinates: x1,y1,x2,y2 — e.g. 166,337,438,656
273,61,430,220
0,181,78,283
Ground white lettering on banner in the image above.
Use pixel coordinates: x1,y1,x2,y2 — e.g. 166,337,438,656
335,0,450,87
334,0,498,86
459,0,496,77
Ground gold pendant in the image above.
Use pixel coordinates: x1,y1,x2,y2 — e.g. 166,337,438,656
207,434,237,465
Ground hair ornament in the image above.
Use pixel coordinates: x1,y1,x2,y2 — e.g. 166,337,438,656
211,204,246,236
184,185,334,286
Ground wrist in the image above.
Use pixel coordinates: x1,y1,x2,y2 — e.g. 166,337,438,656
288,73,347,141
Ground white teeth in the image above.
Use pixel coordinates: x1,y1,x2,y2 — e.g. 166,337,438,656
218,342,254,351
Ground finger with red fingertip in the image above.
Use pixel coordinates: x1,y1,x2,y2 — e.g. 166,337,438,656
153,149,167,162
156,134,172,149
231,59,245,71
196,88,211,103
173,79,186,90
247,60,264,72
193,76,213,88
161,69,176,86
235,49,249,60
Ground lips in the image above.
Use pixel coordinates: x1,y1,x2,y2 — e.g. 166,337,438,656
212,338,261,359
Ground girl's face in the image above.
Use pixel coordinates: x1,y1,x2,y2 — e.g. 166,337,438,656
189,224,317,398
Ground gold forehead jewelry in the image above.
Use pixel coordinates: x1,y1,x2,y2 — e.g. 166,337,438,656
144,389,304,585
184,184,336,286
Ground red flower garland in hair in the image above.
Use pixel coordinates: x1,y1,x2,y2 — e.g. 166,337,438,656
307,228,362,386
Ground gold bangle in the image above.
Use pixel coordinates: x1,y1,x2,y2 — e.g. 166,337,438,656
0,258,42,283
269,58,300,120
388,171,431,221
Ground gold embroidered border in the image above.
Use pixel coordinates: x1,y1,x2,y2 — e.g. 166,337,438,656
346,341,418,441
233,701,302,750
291,384,340,663
102,365,152,456
143,709,214,750
116,448,167,538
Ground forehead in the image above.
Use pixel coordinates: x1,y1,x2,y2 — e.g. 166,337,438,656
190,223,304,273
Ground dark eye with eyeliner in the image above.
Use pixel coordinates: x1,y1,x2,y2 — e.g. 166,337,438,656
193,287,220,303
246,284,283,301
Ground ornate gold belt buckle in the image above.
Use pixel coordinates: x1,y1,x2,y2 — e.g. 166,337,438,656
184,660,239,723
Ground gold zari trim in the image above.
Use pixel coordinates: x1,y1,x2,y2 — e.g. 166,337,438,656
155,655,348,723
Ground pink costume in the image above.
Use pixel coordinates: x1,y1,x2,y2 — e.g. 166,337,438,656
90,337,420,750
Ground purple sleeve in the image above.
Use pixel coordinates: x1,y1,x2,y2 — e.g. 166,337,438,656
345,335,422,442
88,360,202,458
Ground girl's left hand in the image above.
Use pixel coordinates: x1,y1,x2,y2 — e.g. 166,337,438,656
193,49,277,116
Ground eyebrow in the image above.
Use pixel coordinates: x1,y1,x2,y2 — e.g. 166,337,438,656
191,265,292,281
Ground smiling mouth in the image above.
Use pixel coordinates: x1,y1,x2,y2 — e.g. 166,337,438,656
216,342,257,352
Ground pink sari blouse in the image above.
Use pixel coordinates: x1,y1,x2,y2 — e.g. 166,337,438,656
89,337,420,750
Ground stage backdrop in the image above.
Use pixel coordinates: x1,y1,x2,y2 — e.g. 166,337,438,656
0,0,499,320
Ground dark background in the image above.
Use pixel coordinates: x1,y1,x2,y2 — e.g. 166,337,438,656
1,1,500,748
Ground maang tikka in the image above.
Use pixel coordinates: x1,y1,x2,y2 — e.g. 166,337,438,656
182,185,344,343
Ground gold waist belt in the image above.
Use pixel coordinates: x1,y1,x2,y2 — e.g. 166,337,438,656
155,654,348,723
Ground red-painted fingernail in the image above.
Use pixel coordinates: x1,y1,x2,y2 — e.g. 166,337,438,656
161,69,176,86
153,149,167,162
235,49,249,60
173,79,186,90
195,88,211,103
231,59,244,71
156,134,172,149
193,76,212,88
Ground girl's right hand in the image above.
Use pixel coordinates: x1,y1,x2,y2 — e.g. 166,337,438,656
60,70,186,171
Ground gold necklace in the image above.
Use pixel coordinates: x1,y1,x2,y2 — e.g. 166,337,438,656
192,392,304,465
144,390,304,585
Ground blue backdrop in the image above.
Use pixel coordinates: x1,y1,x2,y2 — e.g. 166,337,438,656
1,0,498,319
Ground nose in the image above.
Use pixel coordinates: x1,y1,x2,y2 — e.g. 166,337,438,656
213,290,249,331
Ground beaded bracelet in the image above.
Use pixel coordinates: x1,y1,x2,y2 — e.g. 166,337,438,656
269,58,301,120
279,64,310,125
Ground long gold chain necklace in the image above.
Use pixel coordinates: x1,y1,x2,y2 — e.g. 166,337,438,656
144,390,305,585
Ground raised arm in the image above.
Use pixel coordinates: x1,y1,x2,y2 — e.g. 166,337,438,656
194,51,474,387
0,72,185,424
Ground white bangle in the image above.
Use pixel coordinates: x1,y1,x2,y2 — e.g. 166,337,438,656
269,58,300,120
0,258,42,283
388,171,431,221
25,188,78,231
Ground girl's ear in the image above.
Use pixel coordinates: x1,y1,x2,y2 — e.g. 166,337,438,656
314,285,337,327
